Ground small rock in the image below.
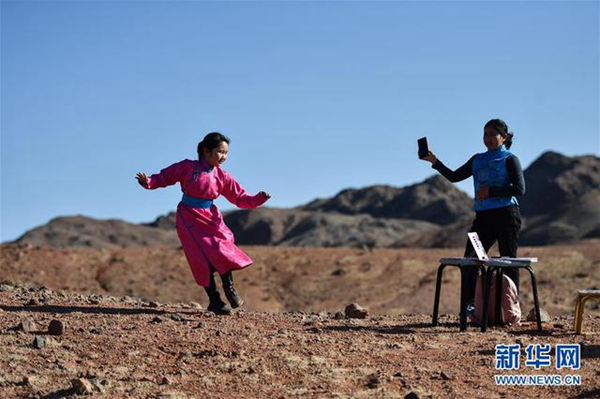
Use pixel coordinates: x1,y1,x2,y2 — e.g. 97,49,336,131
332,269,345,276
196,350,217,358
0,285,15,292
196,322,207,329
345,303,369,319
26,298,40,306
160,376,172,385
71,378,94,395
189,302,203,309
405,392,420,399
33,336,46,349
441,371,454,381
18,318,38,333
526,308,551,322
170,314,183,322
90,328,103,334
89,378,107,393
48,320,65,336
149,301,160,308
89,299,100,305
393,371,404,378
151,316,165,323
553,323,564,329
334,311,345,320
84,369,98,379
22,375,35,386
366,374,380,389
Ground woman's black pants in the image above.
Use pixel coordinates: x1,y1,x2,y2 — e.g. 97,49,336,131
463,205,522,303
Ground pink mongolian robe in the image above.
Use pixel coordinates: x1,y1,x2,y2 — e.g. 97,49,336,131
142,159,268,287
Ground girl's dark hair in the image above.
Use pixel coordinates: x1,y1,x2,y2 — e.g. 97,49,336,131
485,119,514,149
197,132,230,159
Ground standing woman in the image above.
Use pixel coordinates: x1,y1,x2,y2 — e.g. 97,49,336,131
136,132,271,314
420,119,526,305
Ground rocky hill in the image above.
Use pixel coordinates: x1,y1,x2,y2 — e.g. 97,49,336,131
12,175,471,249
518,152,600,245
300,175,472,226
225,151,600,248
223,208,440,248
10,151,600,249
14,216,180,249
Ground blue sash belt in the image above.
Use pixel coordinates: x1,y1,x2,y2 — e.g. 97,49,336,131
180,194,213,209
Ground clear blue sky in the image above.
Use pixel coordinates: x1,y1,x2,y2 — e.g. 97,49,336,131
1,0,598,242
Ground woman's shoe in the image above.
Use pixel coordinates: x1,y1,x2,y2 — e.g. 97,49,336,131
220,271,244,308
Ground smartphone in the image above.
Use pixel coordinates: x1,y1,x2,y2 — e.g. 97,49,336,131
418,137,429,158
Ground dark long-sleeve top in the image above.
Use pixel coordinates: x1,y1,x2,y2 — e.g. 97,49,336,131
432,153,526,197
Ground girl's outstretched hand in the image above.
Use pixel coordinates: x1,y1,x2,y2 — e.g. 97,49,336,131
136,172,149,187
419,150,437,164
258,191,271,200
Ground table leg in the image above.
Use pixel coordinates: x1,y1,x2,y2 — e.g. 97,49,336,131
526,266,542,331
481,267,493,332
459,266,467,331
432,264,447,327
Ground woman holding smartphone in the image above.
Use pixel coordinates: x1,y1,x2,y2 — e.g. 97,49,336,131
420,119,526,307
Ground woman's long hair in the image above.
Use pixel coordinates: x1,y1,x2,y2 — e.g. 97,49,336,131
485,119,514,149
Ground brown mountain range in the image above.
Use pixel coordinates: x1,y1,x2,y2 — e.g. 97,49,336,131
11,151,600,249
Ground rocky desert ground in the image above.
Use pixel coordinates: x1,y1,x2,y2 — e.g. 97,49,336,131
2,240,599,316
0,283,599,399
1,240,599,398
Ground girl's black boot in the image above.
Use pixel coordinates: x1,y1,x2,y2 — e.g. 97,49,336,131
220,271,244,308
204,272,232,315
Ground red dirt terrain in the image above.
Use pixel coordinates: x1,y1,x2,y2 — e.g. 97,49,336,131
1,240,599,315
1,241,599,398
